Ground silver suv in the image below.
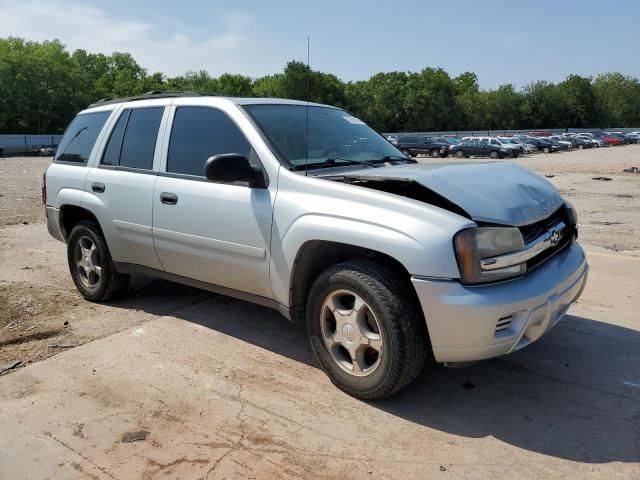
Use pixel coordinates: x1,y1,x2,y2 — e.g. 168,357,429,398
44,93,588,399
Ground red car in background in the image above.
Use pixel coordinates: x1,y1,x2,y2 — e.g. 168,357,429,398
603,136,623,146
530,130,552,137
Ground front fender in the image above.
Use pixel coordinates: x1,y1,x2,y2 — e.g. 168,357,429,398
269,213,462,307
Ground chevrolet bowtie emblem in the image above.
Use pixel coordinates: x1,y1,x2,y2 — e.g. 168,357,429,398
549,230,561,247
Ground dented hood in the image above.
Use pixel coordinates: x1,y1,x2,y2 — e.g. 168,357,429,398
335,162,564,226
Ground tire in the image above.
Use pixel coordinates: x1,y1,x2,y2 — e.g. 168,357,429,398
578,144,584,150
306,260,429,400
489,150,499,159
455,150,465,159
67,220,130,302
543,147,550,154
430,149,440,158
401,148,411,157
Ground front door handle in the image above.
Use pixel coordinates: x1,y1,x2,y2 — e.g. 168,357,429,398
160,192,178,205
91,182,105,193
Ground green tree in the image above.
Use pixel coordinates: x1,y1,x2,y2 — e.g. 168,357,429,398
404,68,456,131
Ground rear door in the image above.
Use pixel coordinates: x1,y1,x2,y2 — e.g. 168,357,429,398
152,104,274,298
84,104,168,269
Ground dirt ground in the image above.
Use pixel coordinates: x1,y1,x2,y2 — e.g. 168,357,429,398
0,147,639,479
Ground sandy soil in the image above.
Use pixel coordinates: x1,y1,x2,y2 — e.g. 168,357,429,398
0,149,639,478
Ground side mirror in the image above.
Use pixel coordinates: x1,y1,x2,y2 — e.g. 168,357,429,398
204,154,266,188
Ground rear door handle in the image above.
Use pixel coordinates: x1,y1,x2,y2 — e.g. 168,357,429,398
160,192,178,205
91,182,105,193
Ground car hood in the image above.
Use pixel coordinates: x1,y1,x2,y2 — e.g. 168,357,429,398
331,162,564,226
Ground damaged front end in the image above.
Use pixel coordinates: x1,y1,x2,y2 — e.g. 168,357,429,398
321,161,577,284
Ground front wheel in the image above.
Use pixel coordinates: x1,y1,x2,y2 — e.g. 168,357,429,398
578,144,584,150
67,220,130,302
455,150,465,158
489,150,499,159
543,147,551,153
430,149,440,158
306,260,429,400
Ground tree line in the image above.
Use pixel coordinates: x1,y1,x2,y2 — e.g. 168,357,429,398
1,37,640,134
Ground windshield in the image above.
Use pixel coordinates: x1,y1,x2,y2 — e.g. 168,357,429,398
242,104,404,168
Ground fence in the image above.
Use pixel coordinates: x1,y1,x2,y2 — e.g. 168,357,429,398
0,134,63,155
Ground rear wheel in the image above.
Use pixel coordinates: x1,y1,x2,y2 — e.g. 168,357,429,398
67,220,130,302
578,144,584,150
430,149,440,158
543,147,551,154
306,260,429,400
489,150,499,159
455,150,465,159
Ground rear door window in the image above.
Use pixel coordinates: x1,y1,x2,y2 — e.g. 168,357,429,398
100,107,163,170
119,108,163,170
55,111,110,164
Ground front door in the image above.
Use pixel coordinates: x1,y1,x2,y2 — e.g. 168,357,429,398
152,106,274,298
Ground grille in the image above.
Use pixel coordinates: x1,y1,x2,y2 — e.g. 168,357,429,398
495,315,513,333
519,205,574,272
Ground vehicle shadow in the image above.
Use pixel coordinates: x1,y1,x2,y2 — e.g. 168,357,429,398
109,276,640,465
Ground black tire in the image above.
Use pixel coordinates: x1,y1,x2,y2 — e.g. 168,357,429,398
489,150,499,159
455,150,465,159
578,144,584,150
543,147,550,154
306,260,429,400
401,148,412,157
67,220,130,302
430,149,440,158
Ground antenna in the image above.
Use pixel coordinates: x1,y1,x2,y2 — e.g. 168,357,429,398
305,36,310,177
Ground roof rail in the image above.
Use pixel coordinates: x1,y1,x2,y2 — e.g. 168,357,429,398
88,91,205,108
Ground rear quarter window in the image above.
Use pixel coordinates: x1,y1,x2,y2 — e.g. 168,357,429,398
54,111,110,164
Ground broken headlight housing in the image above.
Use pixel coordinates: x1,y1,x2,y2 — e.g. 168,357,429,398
454,227,525,284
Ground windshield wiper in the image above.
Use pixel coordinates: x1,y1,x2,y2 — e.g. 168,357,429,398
291,157,376,171
368,155,415,163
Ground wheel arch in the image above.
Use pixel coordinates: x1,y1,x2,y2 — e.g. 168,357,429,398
59,204,103,241
288,240,414,323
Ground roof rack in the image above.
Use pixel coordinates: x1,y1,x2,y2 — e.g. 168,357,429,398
88,91,207,108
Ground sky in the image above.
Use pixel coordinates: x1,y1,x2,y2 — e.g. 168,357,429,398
1,0,639,88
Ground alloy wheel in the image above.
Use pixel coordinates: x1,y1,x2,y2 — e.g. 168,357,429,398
320,289,383,377
74,236,102,289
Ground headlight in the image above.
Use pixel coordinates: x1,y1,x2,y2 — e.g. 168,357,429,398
454,227,525,284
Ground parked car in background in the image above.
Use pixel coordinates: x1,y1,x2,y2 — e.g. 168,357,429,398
564,136,593,149
497,137,533,154
525,137,559,153
604,132,628,144
465,137,524,157
624,133,640,144
602,135,623,146
449,139,510,159
30,145,56,156
576,133,605,147
440,136,461,146
396,135,450,158
0,145,4,157
530,130,552,137
549,136,573,150
385,135,399,146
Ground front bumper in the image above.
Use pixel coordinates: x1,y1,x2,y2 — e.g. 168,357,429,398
411,242,588,363
45,205,65,242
